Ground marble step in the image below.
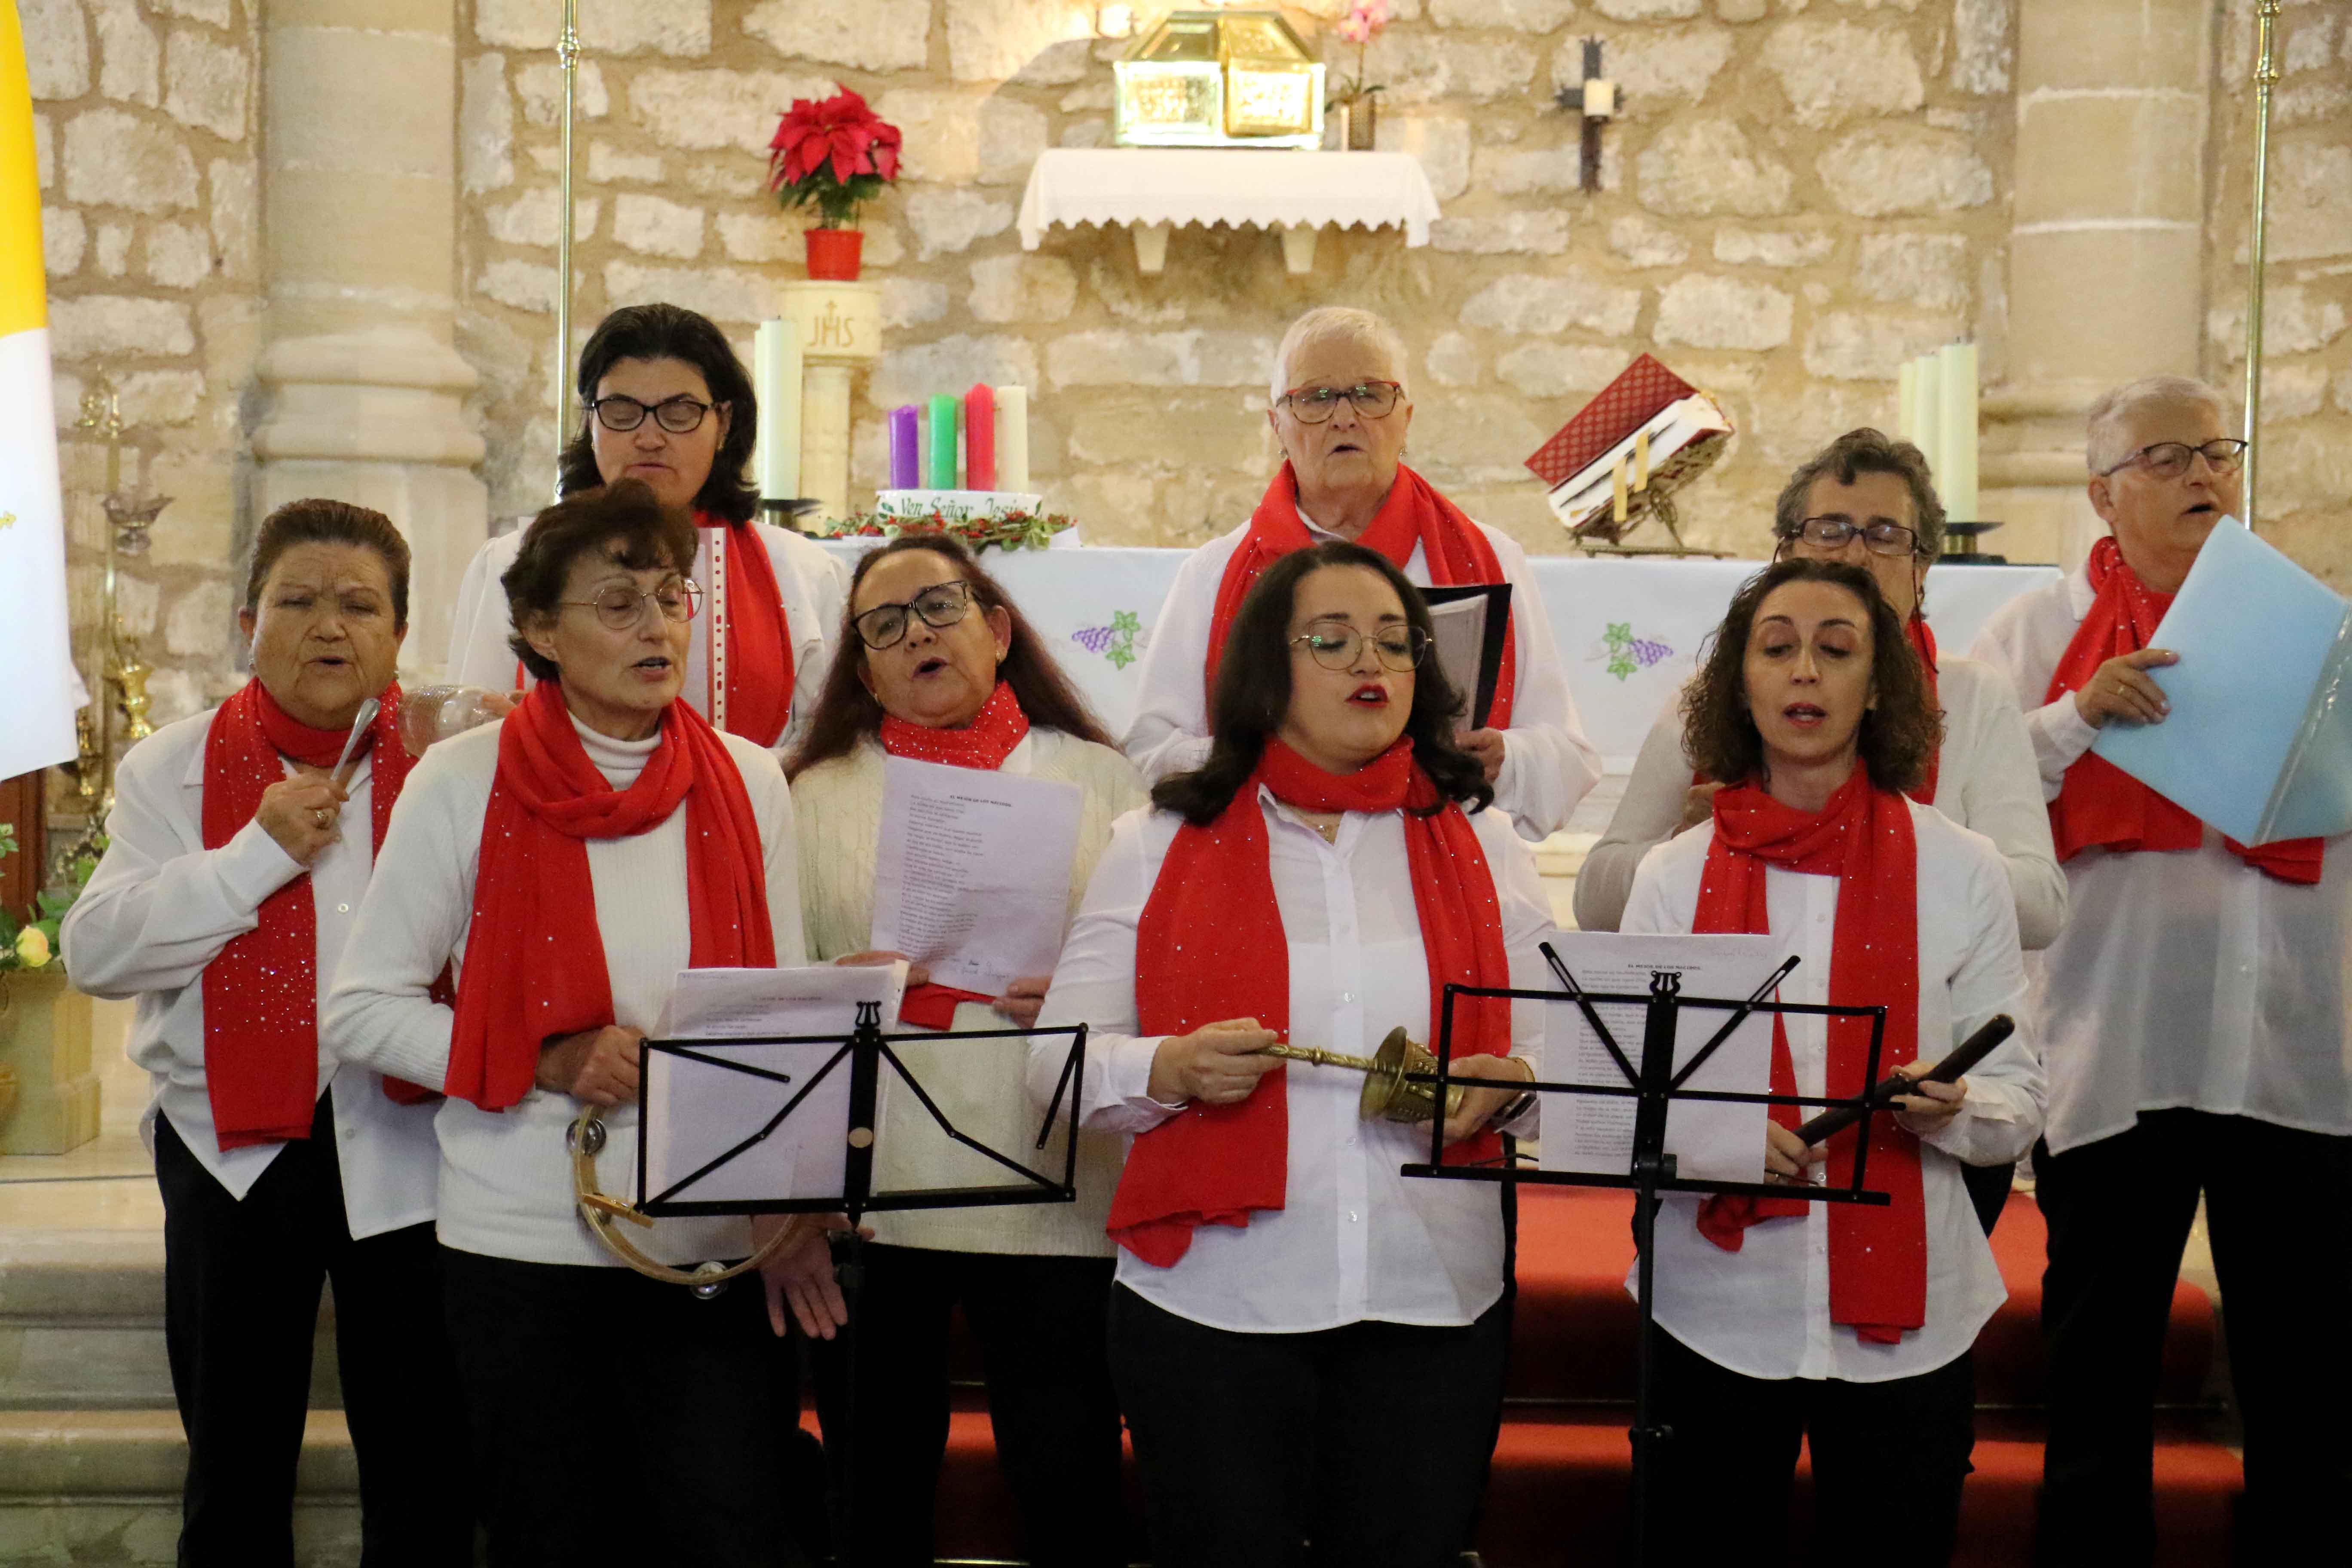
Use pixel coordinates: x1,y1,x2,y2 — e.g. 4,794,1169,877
0,1231,339,1412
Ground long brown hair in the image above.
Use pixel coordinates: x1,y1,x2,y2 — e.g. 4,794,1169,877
786,535,1116,778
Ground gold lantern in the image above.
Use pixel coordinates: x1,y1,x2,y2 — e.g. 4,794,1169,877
1114,10,1325,150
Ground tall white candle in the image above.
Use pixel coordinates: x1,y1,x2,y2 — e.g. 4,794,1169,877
756,318,802,502
1912,352,1944,489
994,384,1030,493
1937,341,1978,527
1898,359,1919,448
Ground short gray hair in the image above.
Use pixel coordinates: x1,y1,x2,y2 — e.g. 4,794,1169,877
2086,375,2233,473
1268,306,1410,407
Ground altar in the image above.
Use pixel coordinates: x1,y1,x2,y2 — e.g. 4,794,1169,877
816,541,2060,771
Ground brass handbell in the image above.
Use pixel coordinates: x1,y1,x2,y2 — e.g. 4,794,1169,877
1259,1027,1465,1124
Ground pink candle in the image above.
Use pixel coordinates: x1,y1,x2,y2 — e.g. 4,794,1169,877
964,384,997,492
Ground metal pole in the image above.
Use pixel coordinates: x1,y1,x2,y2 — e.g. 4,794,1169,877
2242,0,2282,527
552,0,580,500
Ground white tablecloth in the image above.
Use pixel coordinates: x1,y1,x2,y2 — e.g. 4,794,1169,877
1017,148,1440,248
818,540,2059,772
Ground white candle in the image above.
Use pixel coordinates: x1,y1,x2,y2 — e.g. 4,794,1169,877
994,384,1030,494
1912,352,1943,489
756,318,802,502
1898,359,1919,448
1938,341,1978,527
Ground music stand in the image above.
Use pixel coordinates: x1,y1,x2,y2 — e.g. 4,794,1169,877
1399,943,1898,1568
628,999,1091,1541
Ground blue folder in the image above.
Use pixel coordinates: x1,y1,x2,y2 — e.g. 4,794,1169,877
2092,518,2352,846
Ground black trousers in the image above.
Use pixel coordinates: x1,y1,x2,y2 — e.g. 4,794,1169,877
809,1243,1129,1568
1650,1327,1975,1566
153,1096,472,1568
441,1243,810,1568
2036,1109,2352,1564
1959,1158,2013,1236
1109,1284,1510,1568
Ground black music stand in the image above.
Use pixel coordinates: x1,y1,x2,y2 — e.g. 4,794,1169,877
1399,943,1898,1568
631,1000,1090,1547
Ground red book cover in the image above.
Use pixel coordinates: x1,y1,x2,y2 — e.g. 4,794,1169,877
1523,354,1699,490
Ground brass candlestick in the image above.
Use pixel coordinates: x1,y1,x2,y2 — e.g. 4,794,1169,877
1260,1026,1467,1124
67,381,171,820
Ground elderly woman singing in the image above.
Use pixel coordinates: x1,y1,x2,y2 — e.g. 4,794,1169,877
1123,305,1600,840
325,481,814,1567
61,500,471,1565
1037,541,1555,1568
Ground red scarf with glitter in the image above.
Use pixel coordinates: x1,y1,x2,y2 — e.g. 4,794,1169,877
700,512,795,748
882,682,1031,1029
1692,765,1927,1344
1207,464,1518,730
1107,737,1513,1267
2043,536,2321,884
200,680,417,1150
444,681,775,1111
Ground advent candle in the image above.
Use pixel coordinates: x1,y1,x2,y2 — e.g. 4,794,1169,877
965,384,997,492
1898,358,1920,449
888,405,919,490
994,385,1030,492
926,394,959,490
755,320,802,501
1912,354,1944,488
1938,342,1979,529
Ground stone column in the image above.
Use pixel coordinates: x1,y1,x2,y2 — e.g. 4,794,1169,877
1982,0,2216,570
250,0,485,672
780,281,883,523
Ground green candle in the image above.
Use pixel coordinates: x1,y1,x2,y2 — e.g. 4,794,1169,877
926,393,960,490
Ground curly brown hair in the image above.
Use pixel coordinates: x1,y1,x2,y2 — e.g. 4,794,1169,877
1681,559,1941,795
502,480,697,682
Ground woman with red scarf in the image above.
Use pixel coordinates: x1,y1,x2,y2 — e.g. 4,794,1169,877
324,482,814,1566
1619,558,2043,1563
1580,430,2062,1236
444,302,848,756
782,534,1144,1566
1034,541,1554,1568
62,501,470,1565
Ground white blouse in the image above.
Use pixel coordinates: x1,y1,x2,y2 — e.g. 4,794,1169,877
1576,656,2067,949
1622,801,2044,1382
1969,567,2352,1155
1032,792,1556,1334
321,714,808,1269
59,708,440,1240
443,520,849,757
791,729,1146,1258
1120,514,1603,842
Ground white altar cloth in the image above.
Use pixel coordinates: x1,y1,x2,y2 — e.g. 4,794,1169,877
818,541,2058,772
1017,148,1440,249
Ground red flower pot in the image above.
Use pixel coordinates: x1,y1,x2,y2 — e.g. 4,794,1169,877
805,228,864,281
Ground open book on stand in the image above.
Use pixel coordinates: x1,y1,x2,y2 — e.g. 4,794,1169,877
1524,354,1733,549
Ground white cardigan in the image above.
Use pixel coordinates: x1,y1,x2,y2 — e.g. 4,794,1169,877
322,714,808,1269
443,520,849,758
791,729,1145,1257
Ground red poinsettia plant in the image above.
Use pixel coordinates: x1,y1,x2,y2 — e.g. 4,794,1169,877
767,87,903,230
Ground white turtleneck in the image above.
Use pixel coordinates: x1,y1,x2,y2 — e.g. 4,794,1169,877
323,710,808,1269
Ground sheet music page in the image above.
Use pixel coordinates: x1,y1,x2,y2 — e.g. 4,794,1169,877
1425,594,1491,724
642,962,908,1207
1538,932,1786,1185
871,756,1084,997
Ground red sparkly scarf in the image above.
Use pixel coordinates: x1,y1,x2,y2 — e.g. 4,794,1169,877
882,682,1032,1029
200,680,415,1150
2045,536,2320,884
1207,463,1518,730
443,681,775,1111
701,512,796,748
1691,765,1927,1344
1106,737,1513,1267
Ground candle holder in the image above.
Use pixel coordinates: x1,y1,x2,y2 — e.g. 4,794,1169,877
62,380,171,828
1939,521,2006,565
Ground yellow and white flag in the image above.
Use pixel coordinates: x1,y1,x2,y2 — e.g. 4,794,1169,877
0,1,77,778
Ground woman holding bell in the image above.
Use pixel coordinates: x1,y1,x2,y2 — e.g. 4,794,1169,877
62,499,472,1566
1618,557,2044,1562
784,533,1144,1567
325,480,814,1567
1033,540,1554,1568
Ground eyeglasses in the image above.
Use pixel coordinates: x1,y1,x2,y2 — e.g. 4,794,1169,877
853,580,976,651
589,395,718,435
1779,516,1922,559
558,576,702,631
2098,438,2249,480
1275,381,1404,424
1289,624,1430,672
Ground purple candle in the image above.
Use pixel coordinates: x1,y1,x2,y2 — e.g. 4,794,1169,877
888,405,920,489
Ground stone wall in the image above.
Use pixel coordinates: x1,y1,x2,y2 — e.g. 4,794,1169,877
450,0,2020,560
25,0,260,723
